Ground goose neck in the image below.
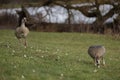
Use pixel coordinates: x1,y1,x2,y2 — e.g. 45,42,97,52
21,22,26,27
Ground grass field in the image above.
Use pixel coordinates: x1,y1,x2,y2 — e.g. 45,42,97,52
0,30,120,80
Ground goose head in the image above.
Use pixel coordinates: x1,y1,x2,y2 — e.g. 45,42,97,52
22,17,27,23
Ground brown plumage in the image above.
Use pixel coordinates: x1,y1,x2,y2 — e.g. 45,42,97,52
15,17,29,47
88,45,106,68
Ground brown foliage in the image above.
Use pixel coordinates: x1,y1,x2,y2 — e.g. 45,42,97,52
0,12,17,29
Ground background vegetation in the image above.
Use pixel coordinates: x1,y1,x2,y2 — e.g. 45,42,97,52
0,0,120,35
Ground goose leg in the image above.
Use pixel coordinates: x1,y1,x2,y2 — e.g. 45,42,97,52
102,57,105,66
95,56,100,68
24,38,27,48
18,38,22,45
95,58,100,68
94,59,97,66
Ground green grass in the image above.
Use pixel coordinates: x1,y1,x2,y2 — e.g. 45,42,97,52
0,30,120,80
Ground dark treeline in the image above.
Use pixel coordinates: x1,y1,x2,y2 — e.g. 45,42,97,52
0,0,120,36
0,0,41,4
